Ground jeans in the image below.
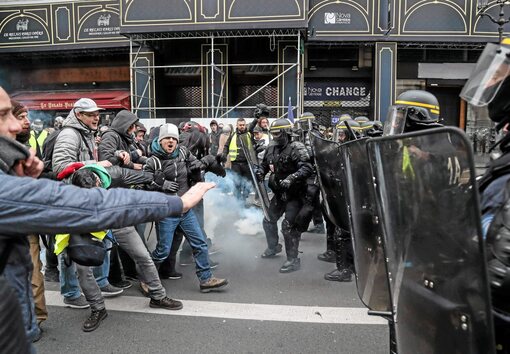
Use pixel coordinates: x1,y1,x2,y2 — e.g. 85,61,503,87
59,238,111,299
4,261,40,343
153,210,212,282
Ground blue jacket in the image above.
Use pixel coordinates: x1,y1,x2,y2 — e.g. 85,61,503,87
0,172,183,237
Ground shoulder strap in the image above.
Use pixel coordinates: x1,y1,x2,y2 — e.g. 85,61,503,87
152,155,162,171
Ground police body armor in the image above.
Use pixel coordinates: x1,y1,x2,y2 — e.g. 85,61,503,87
265,141,308,194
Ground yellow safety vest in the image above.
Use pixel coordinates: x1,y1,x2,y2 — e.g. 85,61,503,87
29,130,48,154
229,132,252,162
54,231,108,256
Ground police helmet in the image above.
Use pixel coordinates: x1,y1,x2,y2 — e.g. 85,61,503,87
384,90,442,135
254,103,270,119
461,38,510,124
354,116,369,124
269,118,293,145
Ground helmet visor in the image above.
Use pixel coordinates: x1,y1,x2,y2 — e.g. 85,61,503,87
383,106,407,136
270,130,283,139
460,43,510,106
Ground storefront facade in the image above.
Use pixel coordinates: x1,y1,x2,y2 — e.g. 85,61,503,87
0,0,508,136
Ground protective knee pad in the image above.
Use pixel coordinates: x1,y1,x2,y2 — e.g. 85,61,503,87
281,219,292,236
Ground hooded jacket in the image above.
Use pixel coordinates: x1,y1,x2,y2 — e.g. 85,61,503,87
209,127,223,156
52,111,97,174
98,110,145,168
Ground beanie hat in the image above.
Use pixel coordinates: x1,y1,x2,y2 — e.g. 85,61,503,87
210,119,218,126
11,100,28,118
158,123,179,142
81,164,112,189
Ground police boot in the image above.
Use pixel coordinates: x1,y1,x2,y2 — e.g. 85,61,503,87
318,227,338,262
279,258,301,273
326,234,354,282
317,250,336,263
324,268,352,282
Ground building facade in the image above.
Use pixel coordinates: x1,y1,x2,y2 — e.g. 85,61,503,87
0,0,508,147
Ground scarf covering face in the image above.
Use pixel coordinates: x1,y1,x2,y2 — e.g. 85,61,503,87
0,136,30,174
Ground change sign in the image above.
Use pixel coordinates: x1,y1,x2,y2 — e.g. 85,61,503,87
304,81,370,101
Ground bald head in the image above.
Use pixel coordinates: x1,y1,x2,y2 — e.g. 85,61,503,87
0,87,22,139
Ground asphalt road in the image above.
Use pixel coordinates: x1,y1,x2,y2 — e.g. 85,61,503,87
35,191,389,354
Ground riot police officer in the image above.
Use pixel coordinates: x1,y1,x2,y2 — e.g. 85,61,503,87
384,90,443,135
256,118,314,273
461,37,510,353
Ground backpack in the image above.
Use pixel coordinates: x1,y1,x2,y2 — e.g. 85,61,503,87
42,127,83,173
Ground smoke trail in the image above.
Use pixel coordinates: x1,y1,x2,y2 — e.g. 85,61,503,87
204,170,264,238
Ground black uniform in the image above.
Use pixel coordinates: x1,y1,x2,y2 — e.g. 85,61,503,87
259,140,314,263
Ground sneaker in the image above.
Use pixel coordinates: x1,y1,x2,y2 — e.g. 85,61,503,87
149,296,183,310
261,244,283,258
308,223,326,234
324,269,353,282
317,250,337,263
139,282,150,297
100,284,123,298
200,277,228,293
82,308,108,332
63,295,90,309
279,258,301,273
111,280,132,289
159,271,183,280
44,268,60,282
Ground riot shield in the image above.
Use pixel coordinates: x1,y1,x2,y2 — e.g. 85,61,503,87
309,131,350,231
339,138,392,314
238,133,271,220
367,127,495,354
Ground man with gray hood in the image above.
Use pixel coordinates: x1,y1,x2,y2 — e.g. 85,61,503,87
52,98,111,173
52,98,121,306
98,110,145,170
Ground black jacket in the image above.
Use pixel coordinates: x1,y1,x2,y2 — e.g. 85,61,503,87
99,110,145,168
260,141,314,195
209,128,223,156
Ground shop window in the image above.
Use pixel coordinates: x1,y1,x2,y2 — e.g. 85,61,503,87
307,46,358,68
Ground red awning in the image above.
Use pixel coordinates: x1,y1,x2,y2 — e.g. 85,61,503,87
10,90,131,111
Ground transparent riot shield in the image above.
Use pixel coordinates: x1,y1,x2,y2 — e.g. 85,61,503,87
238,133,271,220
309,132,350,231
367,127,495,354
339,138,392,314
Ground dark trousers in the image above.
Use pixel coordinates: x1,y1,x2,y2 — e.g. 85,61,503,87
231,161,252,200
263,192,304,259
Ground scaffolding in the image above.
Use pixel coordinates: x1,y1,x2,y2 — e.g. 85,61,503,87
128,29,303,120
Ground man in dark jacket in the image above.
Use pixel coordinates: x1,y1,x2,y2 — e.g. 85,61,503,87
209,119,222,156
145,123,228,293
98,110,145,169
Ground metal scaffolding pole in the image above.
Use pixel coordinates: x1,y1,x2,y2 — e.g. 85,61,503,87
128,30,301,119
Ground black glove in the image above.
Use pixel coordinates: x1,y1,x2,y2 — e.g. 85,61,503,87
280,173,297,190
217,152,228,163
200,155,216,167
162,180,180,193
153,170,165,188
254,167,265,182
188,159,203,173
